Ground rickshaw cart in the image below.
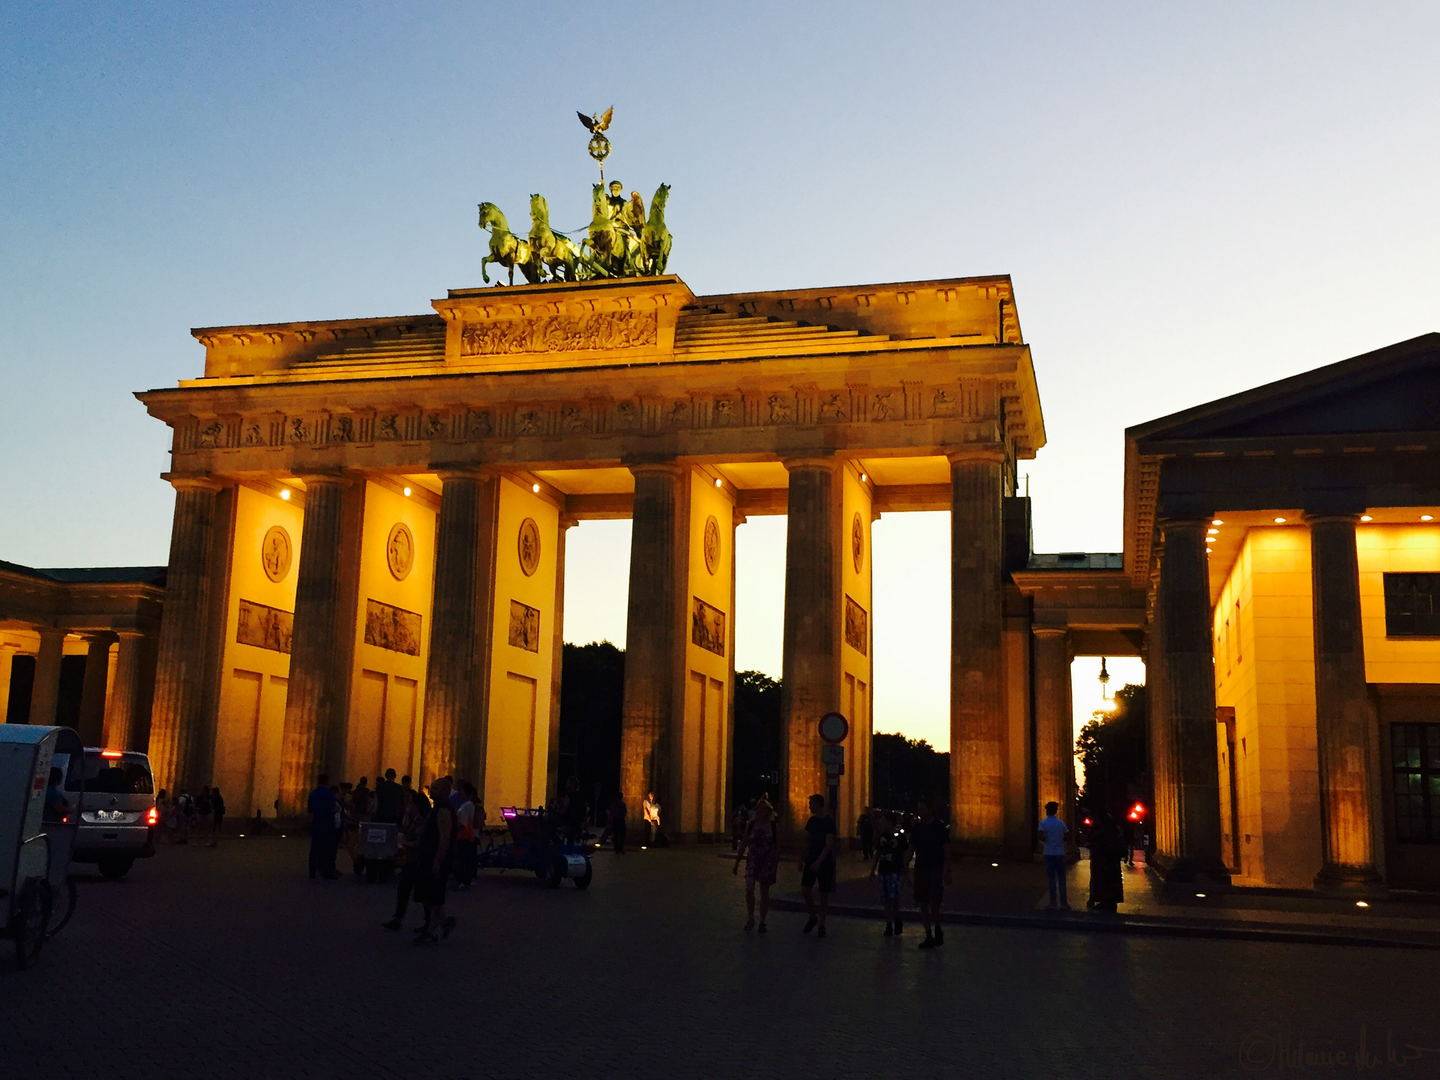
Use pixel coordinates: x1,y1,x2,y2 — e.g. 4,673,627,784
477,807,593,888
0,725,83,968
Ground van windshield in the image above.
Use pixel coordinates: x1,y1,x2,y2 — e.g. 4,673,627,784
67,752,155,795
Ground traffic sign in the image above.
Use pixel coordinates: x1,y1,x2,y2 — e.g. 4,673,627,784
820,745,844,764
824,762,845,777
818,712,849,744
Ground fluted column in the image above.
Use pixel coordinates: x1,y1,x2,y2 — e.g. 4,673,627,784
620,463,688,825
76,633,115,746
950,449,1006,850
421,470,499,788
28,628,67,726
148,480,222,791
1309,515,1382,888
103,631,148,750
545,517,574,802
1152,518,1228,881
278,475,361,814
781,458,842,833
1033,627,1073,821
0,645,15,722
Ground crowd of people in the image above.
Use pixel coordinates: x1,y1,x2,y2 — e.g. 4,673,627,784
153,785,227,847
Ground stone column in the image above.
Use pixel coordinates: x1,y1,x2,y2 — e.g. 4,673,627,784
76,633,115,746
545,517,574,802
28,629,66,726
1152,518,1228,881
0,645,14,721
1309,515,1382,888
421,470,499,788
621,463,688,826
148,480,221,792
278,475,362,814
103,631,148,750
950,448,1006,851
781,458,842,833
1033,627,1073,823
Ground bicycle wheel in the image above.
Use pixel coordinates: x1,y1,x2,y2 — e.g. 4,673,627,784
46,877,78,937
14,879,52,970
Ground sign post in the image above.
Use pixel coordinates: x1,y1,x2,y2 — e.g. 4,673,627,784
818,712,849,815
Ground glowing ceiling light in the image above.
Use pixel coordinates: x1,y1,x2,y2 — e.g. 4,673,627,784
1423,515,1434,522
1360,515,1373,522
279,488,291,501
532,483,541,494
861,472,869,483
1356,900,1369,908
403,486,412,497
1212,519,1224,526
1207,528,1219,535
714,477,723,488
1273,517,1286,524
1195,892,1207,898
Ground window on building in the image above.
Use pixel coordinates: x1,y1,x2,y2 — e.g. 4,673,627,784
1391,723,1440,843
1383,573,1440,637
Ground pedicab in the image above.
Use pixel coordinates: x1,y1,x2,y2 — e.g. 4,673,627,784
477,807,593,889
0,725,84,968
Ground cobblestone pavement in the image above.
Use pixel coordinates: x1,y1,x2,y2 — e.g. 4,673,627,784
4,839,1439,1080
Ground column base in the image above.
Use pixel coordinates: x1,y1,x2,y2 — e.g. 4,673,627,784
1149,851,1233,888
1314,863,1384,896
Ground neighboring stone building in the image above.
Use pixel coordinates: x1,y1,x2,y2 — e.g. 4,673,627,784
0,562,165,750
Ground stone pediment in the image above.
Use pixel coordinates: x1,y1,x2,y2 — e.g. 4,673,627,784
1131,333,1440,448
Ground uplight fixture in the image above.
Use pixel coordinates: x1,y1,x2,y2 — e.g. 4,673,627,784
1360,515,1373,522
532,483,541,494
403,486,412,497
1195,893,1207,898
1273,517,1286,524
280,488,291,501
1356,900,1370,908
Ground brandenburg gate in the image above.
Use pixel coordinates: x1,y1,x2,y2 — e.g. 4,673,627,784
137,272,1045,845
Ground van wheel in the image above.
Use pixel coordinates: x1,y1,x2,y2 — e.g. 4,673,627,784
573,859,593,889
97,858,133,880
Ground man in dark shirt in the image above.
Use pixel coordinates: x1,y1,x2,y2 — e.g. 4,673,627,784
869,809,909,937
307,773,339,880
799,793,837,938
910,798,949,949
374,768,404,825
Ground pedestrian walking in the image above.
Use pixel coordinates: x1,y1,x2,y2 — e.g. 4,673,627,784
642,791,663,847
858,806,875,861
799,794,837,938
174,788,194,844
732,798,779,933
414,776,458,944
869,809,908,936
730,804,747,852
209,786,226,847
1038,801,1070,910
307,773,339,880
910,798,949,949
1087,807,1125,912
196,786,214,843
606,793,628,854
382,788,430,931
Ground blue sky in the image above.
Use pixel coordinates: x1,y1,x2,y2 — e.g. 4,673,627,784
3,3,1436,745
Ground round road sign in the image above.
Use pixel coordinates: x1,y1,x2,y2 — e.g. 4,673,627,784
818,712,849,744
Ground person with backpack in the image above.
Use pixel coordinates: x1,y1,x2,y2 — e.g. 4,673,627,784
869,809,909,937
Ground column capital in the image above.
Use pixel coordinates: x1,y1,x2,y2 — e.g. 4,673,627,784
163,474,225,494
625,459,689,478
293,470,357,489
435,465,497,485
946,445,1007,466
1306,513,1361,527
37,626,68,642
1032,625,1070,640
80,630,118,645
1157,515,1212,531
780,455,841,473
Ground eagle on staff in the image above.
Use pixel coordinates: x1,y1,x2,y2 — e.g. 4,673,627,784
476,107,671,284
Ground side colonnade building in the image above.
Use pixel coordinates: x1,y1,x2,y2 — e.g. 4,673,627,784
133,275,1047,843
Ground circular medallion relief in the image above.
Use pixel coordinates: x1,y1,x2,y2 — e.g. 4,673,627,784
261,526,292,583
851,511,864,574
703,515,721,575
518,517,541,577
386,522,415,581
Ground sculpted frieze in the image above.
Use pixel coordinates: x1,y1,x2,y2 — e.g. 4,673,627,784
460,310,658,356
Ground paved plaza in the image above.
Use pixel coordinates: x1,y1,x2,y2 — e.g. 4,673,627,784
4,840,1440,1080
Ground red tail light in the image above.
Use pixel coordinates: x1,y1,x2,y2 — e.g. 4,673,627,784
147,806,159,826
101,750,124,759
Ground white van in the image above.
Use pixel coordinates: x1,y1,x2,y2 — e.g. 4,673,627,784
51,749,158,879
